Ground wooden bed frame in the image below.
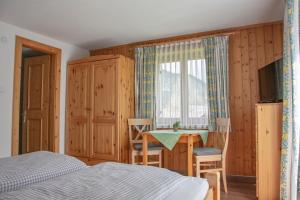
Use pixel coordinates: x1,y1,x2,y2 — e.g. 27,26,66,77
204,172,220,200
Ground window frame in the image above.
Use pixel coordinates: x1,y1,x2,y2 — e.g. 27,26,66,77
156,57,208,128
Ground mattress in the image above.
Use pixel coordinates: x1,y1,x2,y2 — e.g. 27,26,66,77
0,162,209,200
0,151,87,193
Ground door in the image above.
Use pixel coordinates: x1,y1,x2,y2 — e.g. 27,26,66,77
91,59,119,161
22,55,51,153
67,63,91,157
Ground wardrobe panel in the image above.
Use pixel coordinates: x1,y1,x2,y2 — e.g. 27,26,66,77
92,60,117,120
66,63,91,157
92,123,118,161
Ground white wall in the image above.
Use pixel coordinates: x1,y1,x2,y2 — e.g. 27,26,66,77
0,21,89,157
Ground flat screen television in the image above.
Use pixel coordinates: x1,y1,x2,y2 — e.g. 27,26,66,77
258,59,283,103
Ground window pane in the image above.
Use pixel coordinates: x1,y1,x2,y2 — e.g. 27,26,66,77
187,59,208,127
156,62,181,127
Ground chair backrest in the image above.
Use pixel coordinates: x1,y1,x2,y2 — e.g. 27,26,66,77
128,119,152,149
216,118,230,159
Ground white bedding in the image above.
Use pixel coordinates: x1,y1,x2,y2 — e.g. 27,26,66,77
166,176,209,200
0,151,87,193
0,162,209,200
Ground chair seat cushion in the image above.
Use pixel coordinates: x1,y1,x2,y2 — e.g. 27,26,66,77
193,147,222,156
133,143,163,151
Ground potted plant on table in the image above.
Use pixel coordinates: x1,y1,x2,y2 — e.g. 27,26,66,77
172,121,181,132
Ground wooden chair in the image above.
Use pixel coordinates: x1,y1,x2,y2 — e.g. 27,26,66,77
193,118,230,193
128,118,163,167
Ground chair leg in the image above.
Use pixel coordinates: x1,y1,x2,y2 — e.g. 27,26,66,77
131,153,135,164
222,161,228,193
158,151,162,168
196,159,200,178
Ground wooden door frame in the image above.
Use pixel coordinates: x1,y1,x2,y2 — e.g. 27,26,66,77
11,36,62,155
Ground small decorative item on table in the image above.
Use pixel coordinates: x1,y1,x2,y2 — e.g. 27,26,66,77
172,121,181,132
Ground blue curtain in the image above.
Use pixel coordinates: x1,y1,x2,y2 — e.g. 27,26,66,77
135,46,156,126
280,0,300,199
203,36,230,131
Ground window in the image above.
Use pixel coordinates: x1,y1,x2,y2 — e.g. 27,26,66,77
156,56,208,128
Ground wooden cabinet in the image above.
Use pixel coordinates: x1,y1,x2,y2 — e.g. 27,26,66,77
66,55,134,164
67,63,91,158
256,103,282,200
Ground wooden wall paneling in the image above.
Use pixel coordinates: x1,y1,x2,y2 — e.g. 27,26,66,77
248,28,259,175
89,22,283,176
273,24,283,60
91,45,134,59
241,30,253,176
255,27,266,70
228,32,243,175
264,25,274,66
225,36,234,174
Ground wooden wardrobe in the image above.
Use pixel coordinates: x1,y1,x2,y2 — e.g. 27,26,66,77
66,55,134,165
256,103,282,199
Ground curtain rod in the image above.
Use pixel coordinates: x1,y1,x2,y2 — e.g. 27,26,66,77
129,32,235,50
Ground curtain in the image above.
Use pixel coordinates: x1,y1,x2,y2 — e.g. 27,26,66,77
155,40,208,129
135,36,229,131
203,36,230,131
135,47,156,126
280,0,300,199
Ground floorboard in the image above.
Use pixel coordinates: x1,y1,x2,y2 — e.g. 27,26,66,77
221,182,256,200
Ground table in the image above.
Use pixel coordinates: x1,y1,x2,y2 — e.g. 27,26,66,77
142,130,208,176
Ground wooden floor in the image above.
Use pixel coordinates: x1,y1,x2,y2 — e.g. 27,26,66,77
221,182,256,200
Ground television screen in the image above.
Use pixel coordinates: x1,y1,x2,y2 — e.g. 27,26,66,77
258,59,283,103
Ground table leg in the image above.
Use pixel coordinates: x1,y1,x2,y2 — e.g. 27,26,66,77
187,135,193,176
143,134,148,165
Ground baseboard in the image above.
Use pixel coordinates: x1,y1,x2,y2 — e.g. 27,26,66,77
227,175,256,184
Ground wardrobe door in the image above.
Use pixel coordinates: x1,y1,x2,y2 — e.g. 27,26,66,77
91,59,119,161
66,63,91,157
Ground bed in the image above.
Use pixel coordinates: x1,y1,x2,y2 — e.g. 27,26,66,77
0,151,87,193
0,152,219,200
